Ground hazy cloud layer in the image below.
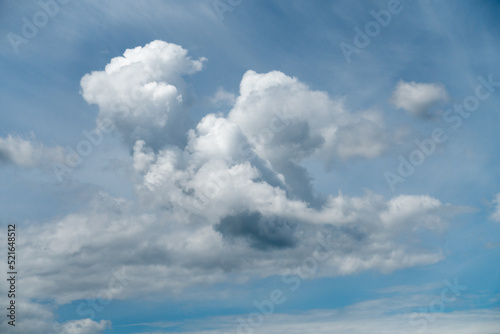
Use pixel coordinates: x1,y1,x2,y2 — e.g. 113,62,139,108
0,134,65,168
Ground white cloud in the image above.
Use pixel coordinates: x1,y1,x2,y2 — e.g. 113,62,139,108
0,134,65,168
189,309,500,334
80,40,206,149
390,81,449,117
489,193,500,222
6,41,472,331
15,189,462,304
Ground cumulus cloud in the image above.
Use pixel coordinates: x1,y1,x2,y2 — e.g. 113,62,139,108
229,71,388,161
124,282,499,334
80,40,206,149
79,51,389,206
15,190,463,308
390,81,449,117
228,70,388,203
215,211,298,250
210,87,236,106
0,134,65,168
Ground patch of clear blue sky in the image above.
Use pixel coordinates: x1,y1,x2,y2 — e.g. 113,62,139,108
1,0,499,331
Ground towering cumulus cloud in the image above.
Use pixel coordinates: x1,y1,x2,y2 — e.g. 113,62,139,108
3,41,468,333
80,40,206,149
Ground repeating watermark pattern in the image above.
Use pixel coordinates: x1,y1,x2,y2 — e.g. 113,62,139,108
212,0,243,21
7,0,72,54
76,267,130,319
339,0,411,64
406,277,466,333
385,128,448,192
385,74,500,191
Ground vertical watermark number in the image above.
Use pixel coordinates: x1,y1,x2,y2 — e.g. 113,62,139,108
6,224,17,327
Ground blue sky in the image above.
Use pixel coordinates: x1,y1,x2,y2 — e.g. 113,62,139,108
1,0,499,333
